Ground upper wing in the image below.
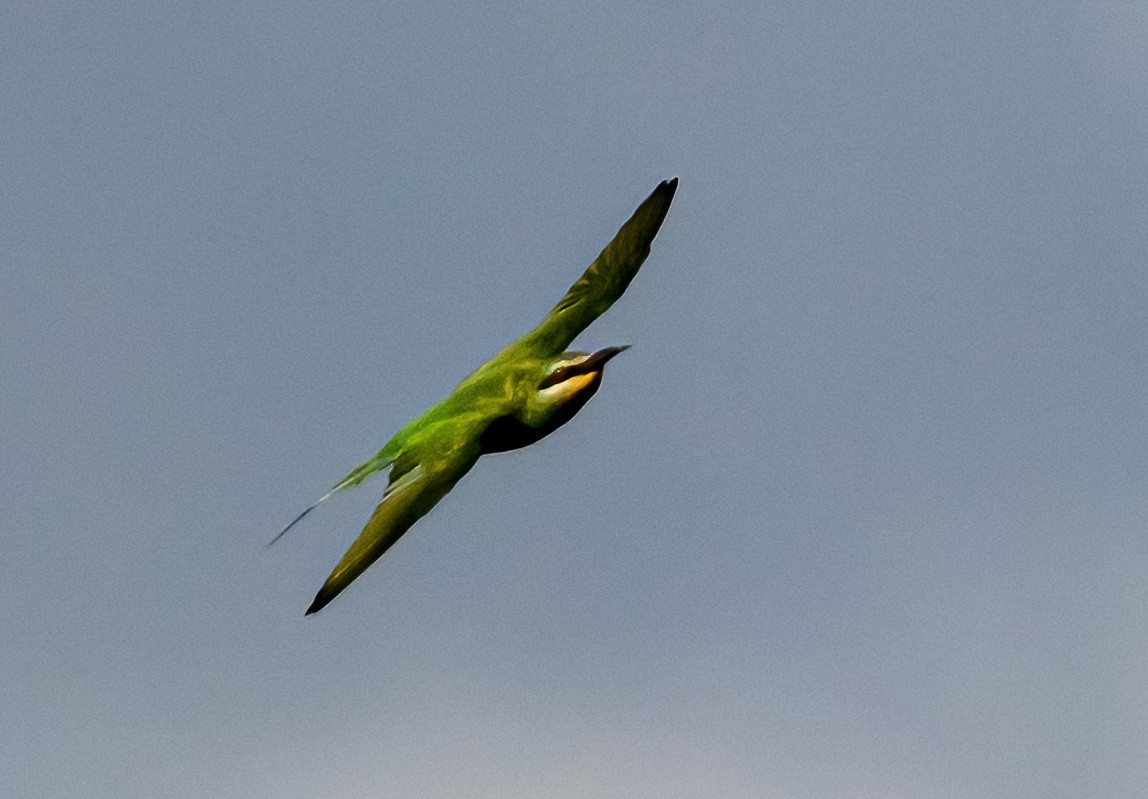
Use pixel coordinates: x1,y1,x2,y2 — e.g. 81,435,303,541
304,431,482,615
504,178,678,360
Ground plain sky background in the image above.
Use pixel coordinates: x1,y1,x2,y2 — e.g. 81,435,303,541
3,2,1146,797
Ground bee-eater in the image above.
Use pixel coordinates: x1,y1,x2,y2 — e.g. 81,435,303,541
278,178,678,615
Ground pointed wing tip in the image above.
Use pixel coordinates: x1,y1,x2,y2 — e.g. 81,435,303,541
305,589,332,616
642,177,678,219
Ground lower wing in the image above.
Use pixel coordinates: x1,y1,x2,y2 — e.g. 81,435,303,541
305,440,481,615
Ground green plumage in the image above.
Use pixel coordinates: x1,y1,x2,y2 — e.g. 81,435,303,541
283,179,678,614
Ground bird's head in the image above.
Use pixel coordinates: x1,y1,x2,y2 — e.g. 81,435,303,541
536,345,630,406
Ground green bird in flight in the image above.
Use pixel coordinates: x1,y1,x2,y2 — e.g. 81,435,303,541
277,178,678,614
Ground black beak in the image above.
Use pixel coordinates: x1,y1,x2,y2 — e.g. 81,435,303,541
538,345,630,390
583,345,630,371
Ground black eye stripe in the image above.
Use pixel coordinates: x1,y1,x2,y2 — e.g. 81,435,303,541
539,367,570,389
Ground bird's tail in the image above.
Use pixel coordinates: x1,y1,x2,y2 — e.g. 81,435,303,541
266,450,397,547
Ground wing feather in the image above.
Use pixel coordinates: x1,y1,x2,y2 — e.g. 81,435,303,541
305,437,481,614
507,178,677,359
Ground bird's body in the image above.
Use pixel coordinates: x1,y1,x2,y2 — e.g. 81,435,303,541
280,179,678,614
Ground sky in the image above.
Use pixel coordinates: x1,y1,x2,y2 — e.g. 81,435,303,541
3,2,1146,796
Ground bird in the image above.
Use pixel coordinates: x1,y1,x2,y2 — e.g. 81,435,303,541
276,178,678,615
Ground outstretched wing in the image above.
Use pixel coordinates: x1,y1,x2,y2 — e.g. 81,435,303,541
305,433,482,615
505,178,678,360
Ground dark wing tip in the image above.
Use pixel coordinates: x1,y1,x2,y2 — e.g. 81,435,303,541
305,587,334,616
639,177,678,228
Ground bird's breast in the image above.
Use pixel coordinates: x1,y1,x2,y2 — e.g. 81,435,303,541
479,370,604,454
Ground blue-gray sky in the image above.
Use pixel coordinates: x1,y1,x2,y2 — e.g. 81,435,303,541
4,2,1146,796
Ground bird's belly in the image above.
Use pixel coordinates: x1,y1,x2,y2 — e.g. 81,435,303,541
479,415,554,453
479,383,598,454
